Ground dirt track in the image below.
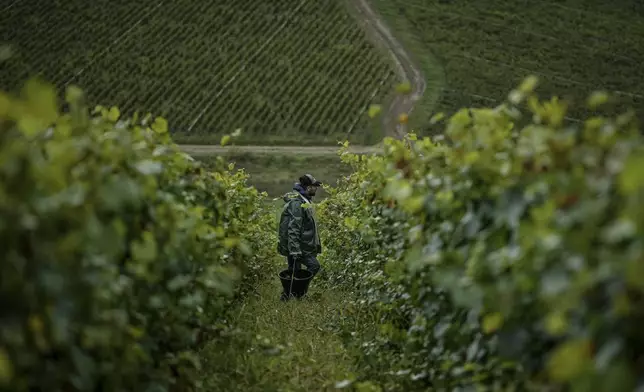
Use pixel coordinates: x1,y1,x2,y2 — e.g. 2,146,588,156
180,144,378,157
179,0,425,157
350,0,426,138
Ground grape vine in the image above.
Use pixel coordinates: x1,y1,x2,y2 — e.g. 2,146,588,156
0,79,275,391
318,79,644,391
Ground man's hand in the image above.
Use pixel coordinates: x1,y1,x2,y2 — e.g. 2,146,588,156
290,254,302,262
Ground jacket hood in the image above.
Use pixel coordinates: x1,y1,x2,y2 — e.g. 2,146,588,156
293,183,307,197
282,183,309,203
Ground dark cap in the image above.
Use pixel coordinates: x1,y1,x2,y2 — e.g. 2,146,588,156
299,174,322,187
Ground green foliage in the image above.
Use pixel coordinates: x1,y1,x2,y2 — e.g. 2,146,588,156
1,0,395,146
319,78,644,391
0,79,274,391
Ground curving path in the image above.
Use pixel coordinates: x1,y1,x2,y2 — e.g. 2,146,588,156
350,0,426,139
179,0,425,157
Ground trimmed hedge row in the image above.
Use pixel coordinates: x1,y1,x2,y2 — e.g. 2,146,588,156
318,79,644,391
0,79,274,391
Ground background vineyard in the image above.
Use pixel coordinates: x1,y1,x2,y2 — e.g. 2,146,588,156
370,0,644,132
0,0,397,145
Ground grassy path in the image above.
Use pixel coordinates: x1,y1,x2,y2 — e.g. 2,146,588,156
199,259,359,392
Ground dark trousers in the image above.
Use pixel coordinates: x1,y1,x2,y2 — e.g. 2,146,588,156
287,254,320,277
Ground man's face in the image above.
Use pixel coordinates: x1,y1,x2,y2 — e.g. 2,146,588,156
307,185,319,197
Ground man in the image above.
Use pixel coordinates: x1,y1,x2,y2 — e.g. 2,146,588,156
277,174,322,298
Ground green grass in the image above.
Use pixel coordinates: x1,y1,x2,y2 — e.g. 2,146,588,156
198,258,360,391
372,0,644,129
197,152,353,198
1,0,396,145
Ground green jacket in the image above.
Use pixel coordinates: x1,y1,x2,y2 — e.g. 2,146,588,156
277,191,322,257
